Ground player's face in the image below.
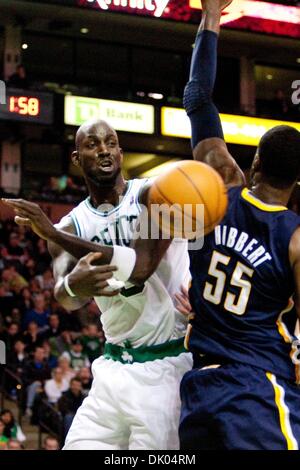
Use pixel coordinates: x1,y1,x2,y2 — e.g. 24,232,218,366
75,123,123,186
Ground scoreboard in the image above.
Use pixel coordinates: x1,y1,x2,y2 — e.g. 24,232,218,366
0,89,54,124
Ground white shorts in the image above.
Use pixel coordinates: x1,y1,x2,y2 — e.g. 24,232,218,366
63,352,192,450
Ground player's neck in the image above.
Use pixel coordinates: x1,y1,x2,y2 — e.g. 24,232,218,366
251,182,293,207
88,175,127,209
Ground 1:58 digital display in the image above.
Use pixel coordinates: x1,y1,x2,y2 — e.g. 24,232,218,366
0,89,53,124
9,96,40,117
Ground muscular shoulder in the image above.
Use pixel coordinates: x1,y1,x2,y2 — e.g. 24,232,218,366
289,226,300,268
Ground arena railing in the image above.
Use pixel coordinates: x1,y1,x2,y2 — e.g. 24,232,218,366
37,398,64,450
0,367,24,424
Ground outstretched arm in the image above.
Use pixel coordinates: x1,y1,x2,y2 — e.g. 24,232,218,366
184,0,245,188
2,193,171,287
2,198,115,262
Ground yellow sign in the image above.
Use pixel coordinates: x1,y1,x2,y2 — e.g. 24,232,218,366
161,107,300,146
65,96,155,134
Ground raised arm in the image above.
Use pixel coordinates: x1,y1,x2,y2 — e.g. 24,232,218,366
184,0,245,188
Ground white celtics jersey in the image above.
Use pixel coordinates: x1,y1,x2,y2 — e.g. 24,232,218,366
62,179,190,347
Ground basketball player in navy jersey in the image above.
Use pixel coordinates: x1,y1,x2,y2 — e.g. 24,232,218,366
178,0,300,449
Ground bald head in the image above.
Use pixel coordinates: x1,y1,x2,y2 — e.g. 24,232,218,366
75,120,118,150
72,119,123,187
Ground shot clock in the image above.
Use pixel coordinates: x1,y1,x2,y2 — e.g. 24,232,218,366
0,89,53,124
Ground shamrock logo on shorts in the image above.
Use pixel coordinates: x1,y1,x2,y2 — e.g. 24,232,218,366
121,351,134,364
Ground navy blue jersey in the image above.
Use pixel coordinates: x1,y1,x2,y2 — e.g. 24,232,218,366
188,186,300,383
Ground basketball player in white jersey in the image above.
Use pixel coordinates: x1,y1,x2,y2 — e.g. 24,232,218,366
3,119,192,450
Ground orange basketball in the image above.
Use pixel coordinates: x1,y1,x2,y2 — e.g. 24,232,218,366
148,160,228,239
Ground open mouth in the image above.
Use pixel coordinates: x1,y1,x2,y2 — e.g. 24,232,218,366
99,160,114,172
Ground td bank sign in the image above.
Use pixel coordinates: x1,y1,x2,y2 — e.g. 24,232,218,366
65,95,155,134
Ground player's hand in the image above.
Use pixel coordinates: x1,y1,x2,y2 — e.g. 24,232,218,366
1,198,56,241
201,0,233,13
174,285,193,317
67,252,122,298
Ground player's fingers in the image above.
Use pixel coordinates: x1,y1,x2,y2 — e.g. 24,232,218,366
83,252,103,265
99,288,121,297
1,198,36,214
181,285,190,297
14,216,31,226
175,292,189,305
14,208,33,219
1,198,22,208
95,273,113,287
175,293,192,311
93,265,117,274
176,305,190,316
95,272,115,283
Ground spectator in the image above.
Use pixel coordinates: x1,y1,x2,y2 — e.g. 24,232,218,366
2,266,28,294
0,283,14,322
44,367,69,405
58,378,84,439
23,346,51,416
10,307,21,325
77,367,92,396
6,233,25,260
34,239,52,274
49,330,72,358
23,293,50,331
28,279,41,295
9,339,27,374
4,339,27,398
23,321,43,353
42,289,52,310
23,258,37,280
61,338,90,372
57,356,75,385
0,322,21,355
43,313,62,340
81,324,103,363
7,64,29,89
7,439,23,450
0,410,26,443
43,435,59,450
41,339,57,369
0,419,9,449
35,269,55,291
19,287,33,316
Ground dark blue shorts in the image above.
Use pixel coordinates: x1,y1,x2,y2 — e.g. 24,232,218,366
179,362,300,450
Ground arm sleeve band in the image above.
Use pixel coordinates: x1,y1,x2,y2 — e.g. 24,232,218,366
110,245,137,283
183,30,224,149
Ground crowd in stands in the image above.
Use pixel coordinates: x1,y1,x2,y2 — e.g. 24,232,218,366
0,220,105,450
0,176,88,205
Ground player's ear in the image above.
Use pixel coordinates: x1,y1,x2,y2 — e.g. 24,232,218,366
72,151,80,167
252,152,261,172
249,152,262,187
119,148,124,164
